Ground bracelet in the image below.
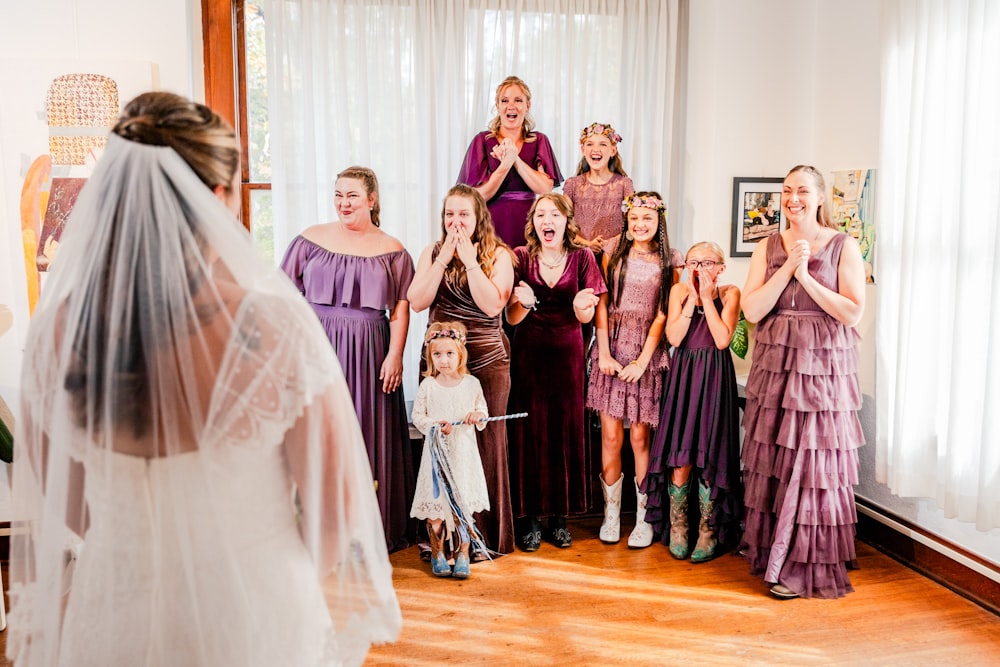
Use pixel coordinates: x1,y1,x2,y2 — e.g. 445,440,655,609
434,257,449,269
682,311,693,319
524,299,538,311
467,263,483,273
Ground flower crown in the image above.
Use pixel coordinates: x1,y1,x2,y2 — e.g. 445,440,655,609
621,195,666,214
579,122,622,145
427,328,466,345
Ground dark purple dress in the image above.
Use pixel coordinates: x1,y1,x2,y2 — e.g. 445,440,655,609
741,233,863,599
508,246,606,519
645,295,743,549
281,237,416,552
457,131,563,249
426,245,515,554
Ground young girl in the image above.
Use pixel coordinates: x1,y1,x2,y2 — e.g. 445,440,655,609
410,322,490,579
562,122,635,250
645,241,743,563
586,192,675,548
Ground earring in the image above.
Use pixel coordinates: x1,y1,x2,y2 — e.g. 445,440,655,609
625,230,634,241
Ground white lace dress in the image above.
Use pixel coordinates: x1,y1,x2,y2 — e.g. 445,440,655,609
409,375,490,520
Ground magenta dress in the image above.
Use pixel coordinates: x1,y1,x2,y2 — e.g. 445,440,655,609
562,173,635,243
741,232,864,599
457,131,563,248
585,247,669,427
508,246,607,519
426,246,515,554
281,237,416,552
644,294,743,550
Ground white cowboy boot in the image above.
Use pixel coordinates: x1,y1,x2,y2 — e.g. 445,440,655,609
628,477,654,548
598,473,624,543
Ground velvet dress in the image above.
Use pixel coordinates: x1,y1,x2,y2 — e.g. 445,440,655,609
644,295,744,550
281,237,416,552
562,173,635,243
457,131,563,249
508,246,607,519
741,232,864,598
427,246,515,554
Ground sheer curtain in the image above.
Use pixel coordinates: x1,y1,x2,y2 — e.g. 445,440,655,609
876,0,1000,530
261,0,684,398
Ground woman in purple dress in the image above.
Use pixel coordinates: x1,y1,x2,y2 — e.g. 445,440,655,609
409,184,516,555
741,165,866,599
457,76,563,249
645,241,743,564
280,166,416,552
562,122,635,250
506,193,606,551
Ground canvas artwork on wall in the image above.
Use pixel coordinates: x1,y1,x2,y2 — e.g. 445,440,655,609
830,168,876,283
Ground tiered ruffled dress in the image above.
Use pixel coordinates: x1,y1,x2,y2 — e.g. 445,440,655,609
585,247,670,427
644,295,743,547
741,232,864,599
281,237,416,552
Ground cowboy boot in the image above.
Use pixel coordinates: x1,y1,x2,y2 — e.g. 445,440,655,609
427,521,452,578
599,472,624,543
668,481,690,559
628,478,654,548
453,533,471,579
691,479,718,563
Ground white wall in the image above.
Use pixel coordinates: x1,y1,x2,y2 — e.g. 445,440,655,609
684,0,1000,565
0,0,204,410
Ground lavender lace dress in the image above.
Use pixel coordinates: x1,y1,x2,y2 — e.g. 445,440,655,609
457,131,563,248
741,232,864,599
562,173,635,243
281,237,416,552
644,295,743,549
585,247,669,427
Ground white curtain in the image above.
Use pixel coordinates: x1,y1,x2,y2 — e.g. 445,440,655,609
261,0,684,399
876,0,1000,530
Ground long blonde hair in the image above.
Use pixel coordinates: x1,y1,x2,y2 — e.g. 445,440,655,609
523,193,587,258
487,76,536,142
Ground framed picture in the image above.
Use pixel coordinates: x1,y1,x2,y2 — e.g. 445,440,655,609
731,177,783,258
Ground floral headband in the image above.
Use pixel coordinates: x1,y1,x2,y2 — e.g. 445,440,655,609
427,328,466,345
621,194,666,214
579,122,622,145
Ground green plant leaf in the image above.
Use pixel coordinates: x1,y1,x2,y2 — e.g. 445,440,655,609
730,312,749,359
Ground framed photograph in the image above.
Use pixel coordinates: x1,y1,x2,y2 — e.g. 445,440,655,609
731,177,783,258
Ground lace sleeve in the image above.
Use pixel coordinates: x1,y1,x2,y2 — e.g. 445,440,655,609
410,379,435,435
469,376,489,432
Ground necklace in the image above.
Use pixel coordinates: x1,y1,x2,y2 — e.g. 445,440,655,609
539,252,567,269
631,246,657,257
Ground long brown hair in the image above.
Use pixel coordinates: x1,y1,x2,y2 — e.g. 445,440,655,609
487,76,536,142
786,164,836,230
604,191,673,316
435,184,513,286
337,166,382,227
523,193,588,258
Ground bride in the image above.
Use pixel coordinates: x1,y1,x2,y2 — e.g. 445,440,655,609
7,91,400,666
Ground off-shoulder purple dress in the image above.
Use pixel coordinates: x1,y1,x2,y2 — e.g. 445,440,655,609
741,232,864,599
562,173,635,243
644,294,743,550
281,237,416,552
457,131,563,249
508,246,606,519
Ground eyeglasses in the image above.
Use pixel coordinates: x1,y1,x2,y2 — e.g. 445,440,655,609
685,259,720,270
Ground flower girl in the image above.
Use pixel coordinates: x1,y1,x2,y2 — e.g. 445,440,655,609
410,322,490,578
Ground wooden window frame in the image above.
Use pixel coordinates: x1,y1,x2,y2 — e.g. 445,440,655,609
203,0,268,231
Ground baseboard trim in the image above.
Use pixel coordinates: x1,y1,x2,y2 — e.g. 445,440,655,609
855,498,1000,616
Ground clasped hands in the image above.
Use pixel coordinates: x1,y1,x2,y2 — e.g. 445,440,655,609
490,137,519,169
598,353,647,383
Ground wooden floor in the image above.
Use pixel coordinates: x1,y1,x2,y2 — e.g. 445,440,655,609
1,517,996,666
367,516,1000,666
